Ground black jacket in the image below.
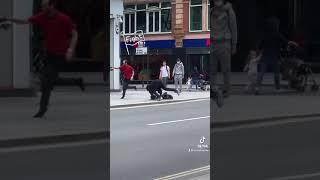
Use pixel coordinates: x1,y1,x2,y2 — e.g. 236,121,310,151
146,80,165,92
259,17,288,60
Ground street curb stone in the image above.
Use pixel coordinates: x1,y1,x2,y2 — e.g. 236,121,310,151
0,131,109,148
123,83,277,89
0,88,36,97
111,98,209,108
212,113,320,128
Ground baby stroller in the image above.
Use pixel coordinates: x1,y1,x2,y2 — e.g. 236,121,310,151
198,74,210,91
280,42,319,92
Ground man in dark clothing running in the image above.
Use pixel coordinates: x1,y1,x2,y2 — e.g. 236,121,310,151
146,80,179,101
1,0,84,118
112,59,137,99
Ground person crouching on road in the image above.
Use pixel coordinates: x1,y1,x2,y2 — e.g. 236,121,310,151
112,59,137,99
146,80,179,101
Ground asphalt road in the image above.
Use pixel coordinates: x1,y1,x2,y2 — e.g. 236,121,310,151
0,141,109,180
110,99,210,180
212,118,320,180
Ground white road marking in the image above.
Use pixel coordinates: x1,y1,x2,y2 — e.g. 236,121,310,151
269,172,320,180
154,166,210,180
147,116,210,126
110,98,209,111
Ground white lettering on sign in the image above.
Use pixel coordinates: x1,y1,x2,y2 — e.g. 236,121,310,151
136,47,148,55
121,30,146,55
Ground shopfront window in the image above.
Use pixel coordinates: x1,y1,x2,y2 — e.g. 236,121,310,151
33,0,107,64
190,0,203,31
188,54,210,80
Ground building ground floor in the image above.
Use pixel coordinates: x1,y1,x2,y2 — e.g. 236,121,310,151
32,0,107,72
0,0,107,91
231,0,320,72
120,39,210,83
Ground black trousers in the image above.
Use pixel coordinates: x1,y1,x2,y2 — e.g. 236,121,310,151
147,87,177,99
122,79,136,97
39,54,81,110
257,59,281,90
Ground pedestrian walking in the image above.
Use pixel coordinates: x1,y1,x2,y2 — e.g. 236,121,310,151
159,60,170,87
256,16,291,94
1,0,85,118
146,80,179,101
112,59,137,99
211,0,238,98
172,58,184,92
243,50,262,94
190,66,201,90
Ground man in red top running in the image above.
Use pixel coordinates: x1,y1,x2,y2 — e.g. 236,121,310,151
0,0,84,118
112,59,137,99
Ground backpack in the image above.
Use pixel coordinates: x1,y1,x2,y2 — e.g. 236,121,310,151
162,92,173,100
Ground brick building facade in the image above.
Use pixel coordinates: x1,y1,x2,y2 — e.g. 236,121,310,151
120,0,211,81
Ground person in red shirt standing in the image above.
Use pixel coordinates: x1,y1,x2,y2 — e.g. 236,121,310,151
112,59,137,99
1,0,85,118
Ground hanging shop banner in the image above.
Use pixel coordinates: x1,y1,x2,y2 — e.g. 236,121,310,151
135,47,148,55
121,30,147,55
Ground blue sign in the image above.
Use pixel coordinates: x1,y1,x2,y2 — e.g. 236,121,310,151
120,39,210,49
183,39,210,48
121,40,175,49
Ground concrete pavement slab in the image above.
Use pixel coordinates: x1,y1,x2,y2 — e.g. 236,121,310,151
0,87,107,147
110,90,210,107
213,95,320,125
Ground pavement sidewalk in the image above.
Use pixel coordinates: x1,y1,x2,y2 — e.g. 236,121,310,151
0,87,107,147
213,94,320,126
55,72,320,87
213,73,320,126
110,90,209,107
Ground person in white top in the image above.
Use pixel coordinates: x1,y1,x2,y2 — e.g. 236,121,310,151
243,50,262,94
159,61,170,87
